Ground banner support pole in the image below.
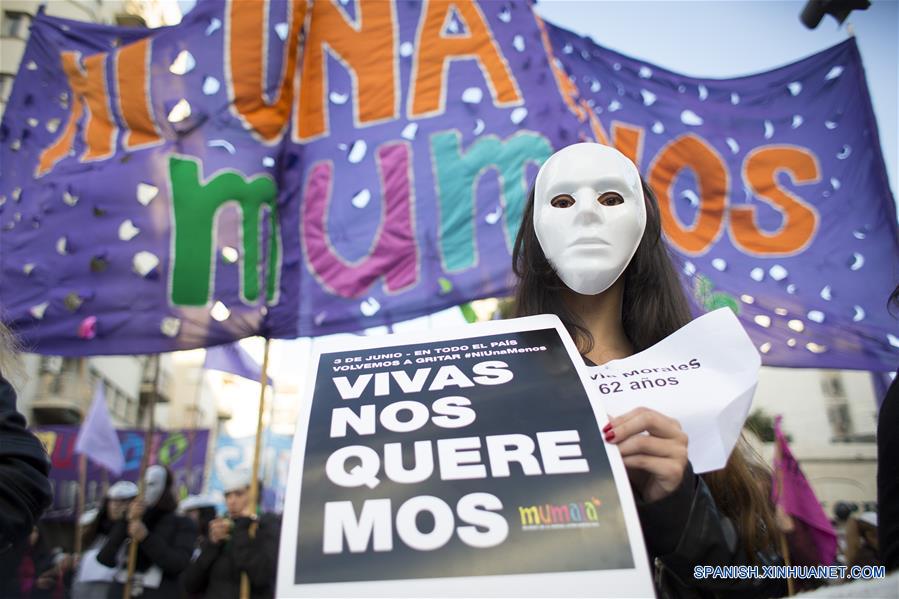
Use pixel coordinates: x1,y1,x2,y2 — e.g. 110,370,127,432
185,366,203,498
775,440,795,597
74,453,87,555
240,337,271,599
123,354,160,599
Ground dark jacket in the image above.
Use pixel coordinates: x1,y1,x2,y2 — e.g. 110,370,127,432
181,514,280,599
641,464,786,599
13,528,64,599
97,509,197,599
878,372,899,571
0,373,52,554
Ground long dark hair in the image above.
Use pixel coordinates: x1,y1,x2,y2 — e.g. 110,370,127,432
888,284,899,317
513,180,690,353
512,178,779,561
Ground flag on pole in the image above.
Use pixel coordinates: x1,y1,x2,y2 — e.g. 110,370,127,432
773,416,837,566
204,343,273,386
74,382,125,476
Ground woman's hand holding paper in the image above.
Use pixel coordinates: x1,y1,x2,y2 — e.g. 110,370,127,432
604,407,689,503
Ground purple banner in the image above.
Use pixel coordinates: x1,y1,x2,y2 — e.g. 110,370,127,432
545,24,899,369
31,426,209,521
0,1,896,370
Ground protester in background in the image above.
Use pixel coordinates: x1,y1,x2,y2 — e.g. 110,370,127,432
97,465,196,598
178,494,219,550
846,512,881,569
0,323,52,557
12,524,70,599
181,470,280,599
513,143,784,597
878,285,899,571
72,481,138,599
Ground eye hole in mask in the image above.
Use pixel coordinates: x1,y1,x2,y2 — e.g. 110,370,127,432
549,192,625,209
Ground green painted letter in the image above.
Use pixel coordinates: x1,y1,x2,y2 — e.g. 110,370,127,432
169,156,280,305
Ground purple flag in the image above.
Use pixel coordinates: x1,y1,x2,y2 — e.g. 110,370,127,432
203,343,272,386
0,1,895,372
772,416,837,566
74,382,125,475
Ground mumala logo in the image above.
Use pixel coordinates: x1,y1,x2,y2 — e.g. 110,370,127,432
517,497,602,531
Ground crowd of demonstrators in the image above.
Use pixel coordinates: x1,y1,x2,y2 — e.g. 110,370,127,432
181,470,280,599
96,465,197,598
1,317,279,599
5,472,281,599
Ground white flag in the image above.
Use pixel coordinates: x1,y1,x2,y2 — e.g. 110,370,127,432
74,381,125,475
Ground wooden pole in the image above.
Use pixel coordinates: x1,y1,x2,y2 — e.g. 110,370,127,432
74,361,89,555
185,366,204,487
240,338,271,599
774,439,795,597
74,453,87,555
122,355,160,599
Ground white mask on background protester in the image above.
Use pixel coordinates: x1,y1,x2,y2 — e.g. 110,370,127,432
533,143,647,295
144,465,167,507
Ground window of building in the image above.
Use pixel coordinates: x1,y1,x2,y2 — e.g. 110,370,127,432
2,11,30,38
0,73,14,104
40,355,63,375
821,372,854,441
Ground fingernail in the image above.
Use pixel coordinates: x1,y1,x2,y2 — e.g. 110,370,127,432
602,423,612,433
604,431,615,442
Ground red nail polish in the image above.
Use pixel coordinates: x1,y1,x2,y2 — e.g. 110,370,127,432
604,431,615,442
602,423,612,433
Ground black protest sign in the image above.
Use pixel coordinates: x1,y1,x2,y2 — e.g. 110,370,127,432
278,317,651,596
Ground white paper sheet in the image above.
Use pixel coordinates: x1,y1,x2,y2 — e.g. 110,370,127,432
586,308,760,473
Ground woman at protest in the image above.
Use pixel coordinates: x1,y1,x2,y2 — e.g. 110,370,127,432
97,465,196,599
181,470,280,599
71,481,138,599
13,523,74,599
512,143,784,597
178,494,219,550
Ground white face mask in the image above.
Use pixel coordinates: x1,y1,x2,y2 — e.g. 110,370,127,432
533,143,647,295
144,465,167,507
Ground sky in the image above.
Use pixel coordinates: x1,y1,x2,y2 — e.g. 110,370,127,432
533,0,898,201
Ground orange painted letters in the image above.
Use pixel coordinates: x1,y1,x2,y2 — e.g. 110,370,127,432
731,146,820,255
37,52,116,176
649,134,728,255
609,121,644,167
228,0,305,143
296,0,396,140
409,0,521,118
117,39,162,150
